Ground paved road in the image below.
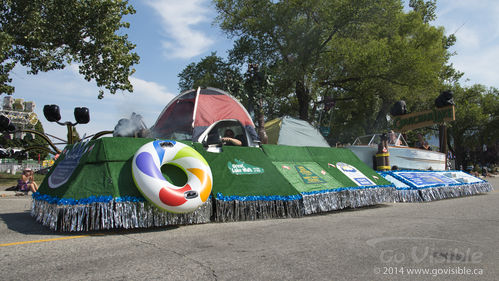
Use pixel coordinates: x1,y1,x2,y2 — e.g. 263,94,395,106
1,178,498,281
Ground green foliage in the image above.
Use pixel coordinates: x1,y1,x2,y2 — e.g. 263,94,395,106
320,5,453,143
209,0,458,144
175,1,471,149
216,0,377,120
0,0,139,97
29,121,50,159
178,52,244,97
447,85,498,167
409,0,437,23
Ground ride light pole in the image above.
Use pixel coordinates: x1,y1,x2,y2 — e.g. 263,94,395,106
43,105,90,145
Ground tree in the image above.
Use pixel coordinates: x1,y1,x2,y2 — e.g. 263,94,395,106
213,0,457,143
447,85,498,168
26,120,50,159
178,52,244,97
0,0,139,98
216,0,361,121
318,1,457,142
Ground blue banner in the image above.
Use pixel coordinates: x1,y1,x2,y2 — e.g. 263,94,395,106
394,171,459,187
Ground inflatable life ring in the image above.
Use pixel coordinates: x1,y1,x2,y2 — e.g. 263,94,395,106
132,140,212,213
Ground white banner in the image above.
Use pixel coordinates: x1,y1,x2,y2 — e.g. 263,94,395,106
336,162,375,186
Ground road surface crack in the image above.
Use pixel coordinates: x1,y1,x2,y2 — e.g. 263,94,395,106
122,235,218,280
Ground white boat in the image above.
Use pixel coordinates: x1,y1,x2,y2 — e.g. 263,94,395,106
346,133,446,171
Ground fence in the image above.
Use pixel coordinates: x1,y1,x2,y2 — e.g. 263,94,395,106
0,159,43,174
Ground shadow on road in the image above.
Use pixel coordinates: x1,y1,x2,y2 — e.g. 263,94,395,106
304,203,393,219
0,211,54,235
340,203,393,212
1,210,181,236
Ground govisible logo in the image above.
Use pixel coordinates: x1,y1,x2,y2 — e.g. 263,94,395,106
366,237,484,264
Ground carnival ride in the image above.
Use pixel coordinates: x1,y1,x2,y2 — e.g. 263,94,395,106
5,87,491,231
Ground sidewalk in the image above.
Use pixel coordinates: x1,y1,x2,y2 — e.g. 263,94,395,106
0,183,32,197
0,189,32,198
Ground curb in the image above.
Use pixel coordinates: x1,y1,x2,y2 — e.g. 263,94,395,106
0,191,31,198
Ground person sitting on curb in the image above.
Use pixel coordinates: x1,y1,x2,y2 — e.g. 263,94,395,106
221,129,242,146
16,168,38,194
28,169,39,192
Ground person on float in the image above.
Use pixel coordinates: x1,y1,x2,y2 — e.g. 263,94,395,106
416,134,431,150
388,130,401,146
221,129,242,146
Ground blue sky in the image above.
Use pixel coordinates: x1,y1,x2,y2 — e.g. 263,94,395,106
7,0,499,141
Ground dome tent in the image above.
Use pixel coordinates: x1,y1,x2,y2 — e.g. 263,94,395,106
265,116,330,147
151,87,259,142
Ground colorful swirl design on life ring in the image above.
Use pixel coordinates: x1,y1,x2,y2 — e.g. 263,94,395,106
132,140,212,213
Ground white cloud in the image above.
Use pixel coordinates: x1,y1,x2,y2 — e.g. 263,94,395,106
146,0,215,59
108,76,176,128
129,76,175,104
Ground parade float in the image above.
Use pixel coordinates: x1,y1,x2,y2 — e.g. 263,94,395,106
27,87,492,231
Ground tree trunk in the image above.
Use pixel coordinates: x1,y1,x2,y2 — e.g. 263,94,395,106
450,128,466,170
257,98,268,144
453,137,466,170
296,80,310,121
454,145,465,170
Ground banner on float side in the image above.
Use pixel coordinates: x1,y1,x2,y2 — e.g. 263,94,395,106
335,162,376,186
192,143,300,198
227,159,265,175
262,144,396,215
392,171,459,187
273,162,343,193
377,170,492,203
441,171,486,184
305,146,392,187
40,137,153,200
386,170,487,188
262,145,392,189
